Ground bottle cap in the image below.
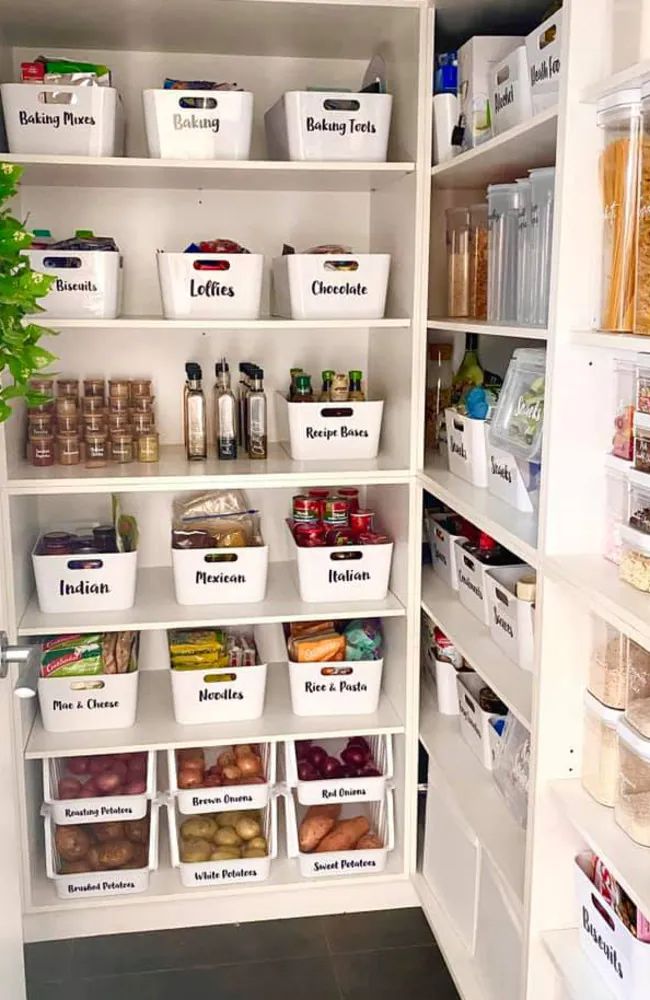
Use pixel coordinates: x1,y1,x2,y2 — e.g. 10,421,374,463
322,369,335,379
349,370,363,380
515,577,536,602
74,229,94,238
33,228,52,237
295,374,311,389
477,532,496,550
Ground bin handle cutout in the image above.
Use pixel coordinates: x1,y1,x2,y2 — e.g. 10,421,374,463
70,679,105,691
462,692,475,713
66,558,104,570
204,552,238,563
38,90,75,105
179,96,217,110
462,555,475,570
192,258,231,271
496,64,512,85
495,586,511,607
43,256,82,269
452,417,465,431
320,666,353,676
538,24,557,50
323,98,360,112
320,406,353,418
329,550,363,561
323,259,359,271
203,671,238,683
591,893,616,931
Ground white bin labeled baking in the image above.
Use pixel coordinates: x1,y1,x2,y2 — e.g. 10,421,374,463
526,9,563,113
265,91,392,162
38,671,139,734
26,250,122,320
485,566,536,671
288,527,393,603
143,89,253,159
43,752,155,824
490,45,534,136
157,252,263,320
169,743,275,814
276,393,384,460
32,544,137,614
171,544,268,606
272,253,390,320
487,444,537,513
445,408,489,487
288,658,383,717
285,735,392,804
457,672,507,770
1,83,123,156
426,513,467,591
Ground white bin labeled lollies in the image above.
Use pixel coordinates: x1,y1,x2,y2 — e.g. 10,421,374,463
143,89,253,160
171,545,269,606
285,735,392,804
157,252,263,320
38,671,139,734
32,543,137,614
1,84,123,156
276,394,384,461
288,526,393,603
169,743,275,814
43,752,155,824
272,254,390,320
485,565,536,672
445,408,489,487
26,250,122,319
265,91,392,161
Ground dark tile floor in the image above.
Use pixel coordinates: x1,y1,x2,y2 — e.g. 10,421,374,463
26,907,460,999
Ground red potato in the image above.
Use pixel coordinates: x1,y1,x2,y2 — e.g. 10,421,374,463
66,757,90,776
127,757,147,780
94,771,123,795
93,821,125,842
122,778,146,795
78,780,99,798
112,760,128,781
88,755,114,776
58,777,82,800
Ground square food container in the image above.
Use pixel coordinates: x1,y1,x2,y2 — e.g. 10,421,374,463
615,718,650,846
271,254,390,320
287,525,393,604
143,89,253,159
445,408,489,487
619,524,650,593
484,565,536,671
588,615,630,709
525,9,563,113
581,691,622,808
157,252,263,320
168,743,275,814
490,45,534,136
1,83,123,156
43,751,155,824
265,91,392,161
457,672,508,770
171,544,269,606
26,250,123,320
275,393,384,461
489,348,545,464
284,735,392,804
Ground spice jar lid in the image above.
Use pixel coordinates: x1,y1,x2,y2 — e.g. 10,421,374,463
617,716,650,758
584,690,624,726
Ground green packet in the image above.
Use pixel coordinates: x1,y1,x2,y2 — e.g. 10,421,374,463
41,652,102,679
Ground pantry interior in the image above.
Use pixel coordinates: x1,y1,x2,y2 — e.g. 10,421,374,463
0,0,649,998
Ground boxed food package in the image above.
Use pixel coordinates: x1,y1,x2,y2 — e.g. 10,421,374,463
526,9,563,113
458,36,524,149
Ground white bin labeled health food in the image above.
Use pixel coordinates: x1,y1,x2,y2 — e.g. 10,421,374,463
285,735,392,804
490,45,534,136
276,393,384,461
171,544,269,606
168,743,275,814
38,671,139,734
157,252,263,320
26,250,122,320
272,254,390,320
526,9,563,113
43,752,155,825
32,544,137,615
1,83,123,156
485,566,536,672
288,526,393,603
287,658,384,717
143,89,253,159
445,408,489,487
265,91,392,161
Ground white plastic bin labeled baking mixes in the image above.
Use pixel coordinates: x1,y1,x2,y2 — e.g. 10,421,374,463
445,408,489,487
168,743,276,814
285,789,394,878
275,393,384,461
288,526,393,603
171,544,269,606
32,543,137,614
485,565,536,672
38,670,139,734
156,252,263,320
287,657,383,717
285,735,392,804
486,443,539,513
475,854,523,1000
490,45,534,137
454,539,521,626
1,83,123,156
526,9,563,113
44,804,159,900
43,752,155,824
143,89,253,160
168,797,277,889
575,852,650,1000
457,672,508,770
26,250,123,320
425,512,467,591
271,254,390,320
265,91,392,162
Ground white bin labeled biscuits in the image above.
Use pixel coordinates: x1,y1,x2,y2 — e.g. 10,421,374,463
169,744,275,814
265,91,392,162
445,408,489,487
285,735,392,804
287,658,383,717
157,252,263,320
276,393,384,460
32,544,137,614
143,89,253,159
288,527,393,603
43,752,155,824
26,250,122,319
272,253,390,320
485,566,536,672
38,671,139,734
1,83,123,156
171,545,269,606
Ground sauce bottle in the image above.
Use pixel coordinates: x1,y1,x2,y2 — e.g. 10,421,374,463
184,362,207,461
330,373,349,402
293,374,314,402
247,367,268,459
348,370,365,401
320,370,334,402
214,359,237,460
289,367,304,400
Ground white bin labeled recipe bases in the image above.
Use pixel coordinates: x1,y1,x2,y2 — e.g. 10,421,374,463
157,252,263,320
445,408,489,487
285,735,392,804
265,91,392,161
272,253,390,320
143,89,253,160
526,9,563,113
43,752,155,824
426,512,467,591
32,543,137,614
1,83,123,156
288,657,384,717
26,250,122,320
276,393,384,461
168,743,275,814
288,526,393,603
457,672,507,770
485,565,536,672
171,544,269,606
490,45,534,137
38,671,139,734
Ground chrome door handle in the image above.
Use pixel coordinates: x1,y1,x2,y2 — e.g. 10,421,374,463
1,631,40,698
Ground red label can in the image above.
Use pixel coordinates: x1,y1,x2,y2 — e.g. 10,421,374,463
336,487,360,513
293,522,326,547
350,509,374,535
306,487,330,519
293,494,321,523
323,497,349,526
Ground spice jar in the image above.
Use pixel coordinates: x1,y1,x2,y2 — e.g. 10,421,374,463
615,717,650,845
132,411,154,435
82,395,105,415
57,432,81,465
55,396,77,418
85,431,109,463
31,434,55,467
83,377,105,398
626,636,650,737
582,691,623,807
137,431,159,463
56,377,79,398
109,378,130,399
109,411,130,433
83,410,107,435
109,396,130,414
468,203,488,320
130,378,152,399
446,206,470,317
57,413,80,433
27,413,53,436
28,377,54,396
133,395,155,413
588,616,629,708
112,431,134,463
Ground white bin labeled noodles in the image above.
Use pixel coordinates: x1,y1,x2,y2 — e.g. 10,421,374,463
485,565,536,671
1,83,123,156
169,743,275,814
32,543,137,614
43,752,155,824
265,91,392,162
171,544,268,606
143,89,253,159
272,254,390,320
38,670,139,734
289,528,393,603
276,393,383,460
157,252,263,320
26,250,122,319
285,735,392,804
445,408,489,487
288,658,383,717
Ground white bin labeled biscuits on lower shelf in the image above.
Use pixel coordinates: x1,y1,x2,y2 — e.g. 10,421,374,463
171,545,269,606
157,252,263,320
445,408,489,488
168,743,275,814
285,735,392,804
38,670,140,734
288,526,393,603
264,91,392,162
32,542,137,615
276,394,384,461
271,253,390,320
26,249,123,320
143,89,254,160
43,751,155,824
485,565,536,672
1,83,123,156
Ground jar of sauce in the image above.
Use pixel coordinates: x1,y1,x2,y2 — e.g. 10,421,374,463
40,531,74,555
93,525,117,552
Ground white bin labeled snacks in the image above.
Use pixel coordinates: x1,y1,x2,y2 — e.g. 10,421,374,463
38,671,139,734
526,9,563,113
285,735,392,804
143,89,253,160
169,743,275,814
265,91,392,162
1,83,122,156
26,250,122,320
457,672,507,770
288,527,393,603
288,658,383,717
276,393,384,461
485,566,536,672
32,544,137,615
486,444,537,513
426,514,467,591
171,544,269,606
272,254,390,320
157,252,263,320
454,540,520,626
43,752,155,824
445,408,489,487
490,46,534,136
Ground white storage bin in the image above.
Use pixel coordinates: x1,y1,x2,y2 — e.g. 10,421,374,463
265,91,392,162
275,393,384,461
156,252,263,320
288,527,393,603
458,36,524,149
575,852,650,1000
170,662,267,726
26,250,122,320
432,660,466,715
425,513,467,591
171,544,268,606
485,565,536,672
168,798,277,889
32,543,137,614
271,253,390,320
1,83,122,156
488,716,506,767
445,408,489,487
526,9,563,113
143,89,253,160
38,671,139,734
487,444,538,513
44,805,159,900
43,752,155,824
168,743,275,814
475,854,523,1000
287,657,383,717
285,735,392,804
285,789,394,878
490,45,534,136
455,540,520,626
457,672,508,770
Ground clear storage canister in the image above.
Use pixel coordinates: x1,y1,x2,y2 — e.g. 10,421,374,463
615,717,650,845
468,203,488,320
425,342,453,451
487,183,521,323
529,166,556,327
515,178,533,326
620,523,650,591
446,207,470,316
635,79,650,334
588,616,628,709
582,691,623,807
604,461,629,563
597,88,642,332
612,357,635,461
626,635,650,737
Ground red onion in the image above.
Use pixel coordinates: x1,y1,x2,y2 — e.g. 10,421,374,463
341,745,368,767
347,736,371,754
320,755,343,778
298,761,319,781
296,740,312,761
307,745,327,769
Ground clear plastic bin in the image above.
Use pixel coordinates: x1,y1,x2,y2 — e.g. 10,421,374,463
446,207,470,317
615,717,650,845
604,460,629,564
637,362,650,413
468,203,488,320
588,616,628,709
492,714,530,828
528,166,555,327
626,635,650,737
635,79,650,335
488,348,545,463
620,524,650,592
487,183,521,323
613,358,636,461
629,479,650,535
635,416,650,472
515,177,533,326
582,690,623,807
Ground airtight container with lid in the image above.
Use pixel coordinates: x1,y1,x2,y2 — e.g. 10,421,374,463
582,691,623,807
446,207,470,317
619,523,650,592
528,166,556,327
588,615,628,709
615,716,650,845
487,183,521,323
604,457,630,564
489,348,546,463
625,633,650,737
515,177,533,326
635,80,650,335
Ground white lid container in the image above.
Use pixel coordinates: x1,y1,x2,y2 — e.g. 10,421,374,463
43,751,155,824
487,183,521,324
26,250,123,320
581,690,623,807
1,83,123,156
284,735,392,804
264,91,392,162
168,743,275,814
275,393,384,461
588,614,629,709
615,716,650,845
271,253,390,320
143,89,254,160
619,523,650,592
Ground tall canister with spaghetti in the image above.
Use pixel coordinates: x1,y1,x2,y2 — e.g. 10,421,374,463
636,79,650,334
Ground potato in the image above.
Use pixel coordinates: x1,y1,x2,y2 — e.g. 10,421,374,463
315,817,370,854
242,846,267,859
58,777,82,800
234,816,261,842
237,754,263,778
215,810,242,827
60,859,93,874
87,846,104,871
356,832,383,850
125,817,149,845
94,771,123,795
122,844,149,869
214,826,242,848
298,805,341,853
180,816,216,841
180,837,213,863
93,821,125,843
210,848,242,861
55,825,91,863
97,839,135,869
247,836,268,852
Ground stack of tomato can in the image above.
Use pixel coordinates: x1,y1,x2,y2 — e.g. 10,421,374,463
289,488,389,547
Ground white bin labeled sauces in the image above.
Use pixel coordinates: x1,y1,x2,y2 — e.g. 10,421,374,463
486,444,539,513
38,670,139,734
425,513,467,591
1,83,123,156
287,658,384,717
445,408,489,487
285,735,392,804
43,751,155,824
26,250,122,320
276,393,384,461
288,526,393,603
272,253,390,320
168,743,275,814
32,543,137,614
457,672,508,770
171,544,269,606
265,91,392,162
157,252,263,320
490,45,534,136
485,566,536,671
143,89,253,160
526,9,563,113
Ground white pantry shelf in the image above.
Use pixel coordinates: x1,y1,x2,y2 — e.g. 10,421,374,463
45,316,411,331
414,872,485,1000
18,563,406,636
428,318,548,340
582,59,650,103
421,566,532,727
572,329,650,352
542,929,613,1000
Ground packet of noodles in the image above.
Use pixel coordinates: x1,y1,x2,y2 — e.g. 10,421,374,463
40,635,103,678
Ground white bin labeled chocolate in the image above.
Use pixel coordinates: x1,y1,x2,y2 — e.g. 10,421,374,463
1,83,123,156
445,407,489,487
43,751,154,825
265,91,392,162
26,248,123,320
157,239,263,320
454,537,521,626
490,45,534,136
272,245,390,320
143,88,253,159
169,743,275,815
525,9,562,113
276,393,384,461
285,735,392,805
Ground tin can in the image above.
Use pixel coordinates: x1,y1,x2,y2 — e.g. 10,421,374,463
293,522,326,547
323,497,349,526
325,527,356,546
337,487,360,513
350,509,374,535
40,531,74,555
307,487,330,519
293,494,321,523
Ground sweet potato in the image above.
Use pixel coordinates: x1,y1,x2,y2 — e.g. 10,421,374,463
315,816,370,853
355,832,383,850
298,804,342,853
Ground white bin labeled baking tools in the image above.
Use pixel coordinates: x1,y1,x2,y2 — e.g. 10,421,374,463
26,250,123,320
157,252,263,320
486,444,538,513
490,45,534,136
272,254,390,320
426,513,467,591
32,544,137,614
276,394,384,461
285,735,392,804
1,83,123,156
454,540,520,626
43,752,155,824
265,91,392,161
171,545,269,606
445,408,489,487
526,9,563,112
485,566,536,672
143,89,253,159
457,672,508,770
287,658,384,717
168,743,275,814
288,526,393,603
38,671,139,734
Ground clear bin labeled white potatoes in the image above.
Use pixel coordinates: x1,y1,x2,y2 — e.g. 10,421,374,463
171,544,269,606
445,408,489,487
26,250,123,320
276,394,384,461
143,89,253,160
1,83,123,156
32,543,137,615
168,744,275,815
287,658,384,717
271,254,390,320
284,735,392,805
157,252,263,320
485,565,536,672
43,752,155,825
288,527,393,603
265,91,392,162
38,671,139,734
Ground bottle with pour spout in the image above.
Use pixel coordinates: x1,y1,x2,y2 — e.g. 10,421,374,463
214,358,237,460
184,362,207,461
247,366,268,460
